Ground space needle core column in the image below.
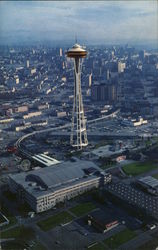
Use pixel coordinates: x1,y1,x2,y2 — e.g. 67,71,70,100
66,43,88,149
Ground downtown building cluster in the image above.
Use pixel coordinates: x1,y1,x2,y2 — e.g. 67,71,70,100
0,45,158,137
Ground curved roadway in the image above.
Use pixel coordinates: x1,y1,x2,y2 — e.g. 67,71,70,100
15,109,120,156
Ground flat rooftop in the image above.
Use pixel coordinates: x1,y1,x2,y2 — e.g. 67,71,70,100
32,154,60,167
88,209,118,225
139,176,158,189
9,159,104,198
90,145,124,158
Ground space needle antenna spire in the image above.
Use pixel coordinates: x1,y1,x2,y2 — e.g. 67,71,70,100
75,34,77,43
66,43,88,150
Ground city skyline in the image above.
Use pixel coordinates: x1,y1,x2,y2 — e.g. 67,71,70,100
1,6,158,248
0,1,158,46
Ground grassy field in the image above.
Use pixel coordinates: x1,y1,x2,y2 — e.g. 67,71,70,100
104,228,137,249
94,140,113,149
152,173,158,179
87,242,107,250
0,213,7,223
1,240,27,250
1,226,35,240
32,241,47,250
37,211,74,231
122,161,158,176
69,202,96,217
1,214,17,230
0,201,17,229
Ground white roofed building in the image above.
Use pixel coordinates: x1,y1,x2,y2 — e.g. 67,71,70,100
9,159,111,213
32,154,60,167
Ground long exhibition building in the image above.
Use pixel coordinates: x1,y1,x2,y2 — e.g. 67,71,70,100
9,160,111,213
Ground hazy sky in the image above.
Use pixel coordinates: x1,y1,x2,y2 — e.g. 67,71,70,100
0,1,157,45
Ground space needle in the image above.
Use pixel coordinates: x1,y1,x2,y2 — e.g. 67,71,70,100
66,43,88,150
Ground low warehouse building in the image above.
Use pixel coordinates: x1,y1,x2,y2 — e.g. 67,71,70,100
9,160,111,213
87,209,119,233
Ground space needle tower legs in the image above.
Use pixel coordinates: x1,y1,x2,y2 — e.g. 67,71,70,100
66,44,88,150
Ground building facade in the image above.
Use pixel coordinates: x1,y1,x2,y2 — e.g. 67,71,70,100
91,83,117,103
9,160,111,213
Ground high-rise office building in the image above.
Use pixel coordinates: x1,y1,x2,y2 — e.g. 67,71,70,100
60,48,63,57
91,84,117,103
139,50,145,61
26,60,29,68
118,62,126,73
106,69,110,80
89,73,92,87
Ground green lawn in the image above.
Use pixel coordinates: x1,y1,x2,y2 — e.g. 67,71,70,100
87,242,107,250
122,161,158,176
69,202,96,217
0,201,17,229
1,240,27,250
152,173,158,179
2,216,17,230
0,213,7,223
1,226,35,240
37,211,74,231
32,241,47,250
104,228,137,249
95,141,112,149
